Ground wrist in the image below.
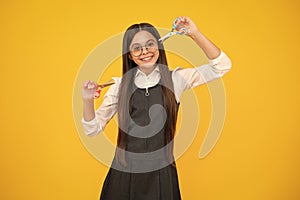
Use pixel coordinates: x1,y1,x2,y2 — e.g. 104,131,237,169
83,98,94,105
189,30,203,40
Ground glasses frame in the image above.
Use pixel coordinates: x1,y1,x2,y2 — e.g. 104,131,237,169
129,40,159,57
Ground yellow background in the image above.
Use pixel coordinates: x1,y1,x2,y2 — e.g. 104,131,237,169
1,0,299,199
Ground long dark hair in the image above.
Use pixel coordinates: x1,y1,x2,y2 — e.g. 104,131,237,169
116,23,178,167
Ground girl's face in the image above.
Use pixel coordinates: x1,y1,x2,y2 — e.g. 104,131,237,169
129,30,159,72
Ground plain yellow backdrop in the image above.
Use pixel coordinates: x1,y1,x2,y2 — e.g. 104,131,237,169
1,0,300,199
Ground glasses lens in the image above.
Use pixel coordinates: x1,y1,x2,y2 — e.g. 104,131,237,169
130,41,158,57
145,41,158,53
130,46,142,57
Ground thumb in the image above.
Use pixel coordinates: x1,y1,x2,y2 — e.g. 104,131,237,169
93,89,102,99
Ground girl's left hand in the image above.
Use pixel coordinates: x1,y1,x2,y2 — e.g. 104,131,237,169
175,16,199,38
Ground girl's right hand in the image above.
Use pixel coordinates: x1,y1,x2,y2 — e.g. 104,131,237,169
82,80,101,101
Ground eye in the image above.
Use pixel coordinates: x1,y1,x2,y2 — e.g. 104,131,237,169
132,46,141,51
146,42,155,47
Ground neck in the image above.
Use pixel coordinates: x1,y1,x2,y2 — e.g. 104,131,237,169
138,65,156,76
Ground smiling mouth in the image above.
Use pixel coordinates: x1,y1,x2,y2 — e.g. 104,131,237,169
140,55,154,62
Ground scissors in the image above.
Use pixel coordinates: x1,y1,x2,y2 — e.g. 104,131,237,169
97,79,115,89
158,18,189,43
87,79,115,98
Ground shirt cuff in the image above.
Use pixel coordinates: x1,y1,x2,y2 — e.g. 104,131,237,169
208,50,232,71
208,50,224,67
81,117,97,125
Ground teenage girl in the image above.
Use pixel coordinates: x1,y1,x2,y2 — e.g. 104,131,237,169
81,16,231,200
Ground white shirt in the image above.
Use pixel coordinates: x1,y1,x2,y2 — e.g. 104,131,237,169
82,51,232,136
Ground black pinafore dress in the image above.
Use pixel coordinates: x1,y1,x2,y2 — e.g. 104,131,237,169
100,79,181,200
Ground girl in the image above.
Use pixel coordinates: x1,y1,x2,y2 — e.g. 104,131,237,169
81,16,231,200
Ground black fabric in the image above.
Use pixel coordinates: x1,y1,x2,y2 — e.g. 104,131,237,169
100,80,181,200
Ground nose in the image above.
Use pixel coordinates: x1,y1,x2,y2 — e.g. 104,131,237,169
141,46,149,55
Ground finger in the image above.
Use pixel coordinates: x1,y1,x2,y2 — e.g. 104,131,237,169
184,17,191,26
83,80,90,88
182,16,190,22
178,16,184,22
179,28,187,34
179,16,185,22
175,17,184,30
84,80,95,89
175,17,181,26
179,16,188,24
87,81,98,89
178,16,190,28
180,16,192,27
93,90,101,99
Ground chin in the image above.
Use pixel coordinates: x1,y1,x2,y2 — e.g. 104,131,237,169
140,62,156,68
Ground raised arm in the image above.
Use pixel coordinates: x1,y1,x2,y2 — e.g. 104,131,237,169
172,16,232,102
176,16,221,59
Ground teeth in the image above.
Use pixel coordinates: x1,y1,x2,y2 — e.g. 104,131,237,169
143,57,152,61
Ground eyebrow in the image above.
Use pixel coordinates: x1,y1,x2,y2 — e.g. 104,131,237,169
130,39,156,47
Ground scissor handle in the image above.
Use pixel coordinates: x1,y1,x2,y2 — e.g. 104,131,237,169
172,18,189,35
93,79,115,99
172,17,181,29
177,27,188,35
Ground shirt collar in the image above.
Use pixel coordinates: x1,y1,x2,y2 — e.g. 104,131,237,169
135,65,160,77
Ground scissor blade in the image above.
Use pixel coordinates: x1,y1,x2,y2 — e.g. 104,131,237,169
158,32,175,43
98,82,114,88
158,35,170,43
98,79,115,88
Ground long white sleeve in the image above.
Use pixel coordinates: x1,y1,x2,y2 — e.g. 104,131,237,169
81,77,121,136
172,51,232,101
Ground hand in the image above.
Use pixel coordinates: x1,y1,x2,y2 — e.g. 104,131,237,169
175,16,199,38
82,80,101,101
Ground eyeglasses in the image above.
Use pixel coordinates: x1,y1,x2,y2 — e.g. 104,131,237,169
129,40,158,57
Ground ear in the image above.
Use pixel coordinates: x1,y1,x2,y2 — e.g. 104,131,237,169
128,53,133,60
